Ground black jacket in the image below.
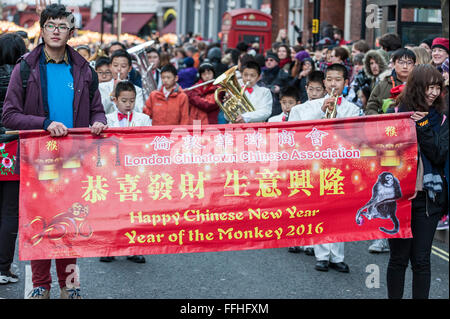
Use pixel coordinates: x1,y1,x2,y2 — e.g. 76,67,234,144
259,66,291,118
0,64,17,143
399,103,450,216
416,115,449,216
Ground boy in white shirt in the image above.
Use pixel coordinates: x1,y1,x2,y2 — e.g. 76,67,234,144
99,50,145,114
289,64,360,273
105,81,152,128
268,86,300,122
101,81,150,264
289,64,360,121
284,72,326,256
234,61,272,123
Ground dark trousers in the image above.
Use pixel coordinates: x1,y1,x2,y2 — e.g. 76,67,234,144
387,192,441,299
0,181,19,272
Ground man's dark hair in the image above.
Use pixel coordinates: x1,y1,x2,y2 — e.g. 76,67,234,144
114,81,136,98
241,61,261,76
379,33,402,52
332,46,349,61
280,86,300,101
352,40,370,53
0,33,27,65
236,41,248,53
111,49,132,67
333,28,344,38
391,48,416,64
225,48,240,65
15,30,28,40
161,64,177,76
39,4,75,29
307,71,325,87
109,41,126,50
95,56,111,70
326,63,349,80
146,47,160,56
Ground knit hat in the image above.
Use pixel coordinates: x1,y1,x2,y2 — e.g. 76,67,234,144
431,37,449,54
420,37,434,49
442,58,449,73
265,52,280,63
295,50,310,63
183,57,194,67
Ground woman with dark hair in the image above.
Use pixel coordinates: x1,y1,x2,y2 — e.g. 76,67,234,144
0,32,27,284
277,44,292,72
185,63,220,124
387,64,448,299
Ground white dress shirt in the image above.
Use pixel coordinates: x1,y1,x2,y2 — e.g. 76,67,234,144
240,84,273,123
288,95,360,122
268,112,288,122
106,110,152,128
99,79,145,114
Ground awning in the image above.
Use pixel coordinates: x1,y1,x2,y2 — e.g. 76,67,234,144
83,13,154,34
160,19,176,35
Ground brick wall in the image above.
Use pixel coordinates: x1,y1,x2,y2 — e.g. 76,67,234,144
350,0,362,41
302,0,346,45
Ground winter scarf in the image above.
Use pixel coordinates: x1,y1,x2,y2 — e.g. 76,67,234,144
279,58,292,69
421,107,444,201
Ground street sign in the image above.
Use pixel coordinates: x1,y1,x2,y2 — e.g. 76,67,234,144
312,19,319,34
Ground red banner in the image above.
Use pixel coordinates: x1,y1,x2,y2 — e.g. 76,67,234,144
19,113,416,260
0,140,19,181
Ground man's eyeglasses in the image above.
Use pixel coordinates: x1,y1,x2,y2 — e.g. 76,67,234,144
396,60,415,67
44,23,70,33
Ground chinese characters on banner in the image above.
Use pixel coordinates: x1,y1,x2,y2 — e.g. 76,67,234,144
18,113,417,260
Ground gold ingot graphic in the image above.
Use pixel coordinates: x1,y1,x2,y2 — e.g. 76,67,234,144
360,145,377,157
380,150,400,167
38,164,59,180
62,157,81,169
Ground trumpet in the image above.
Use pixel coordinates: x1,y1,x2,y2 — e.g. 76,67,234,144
324,88,339,119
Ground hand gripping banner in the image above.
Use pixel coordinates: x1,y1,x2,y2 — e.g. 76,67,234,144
18,113,416,260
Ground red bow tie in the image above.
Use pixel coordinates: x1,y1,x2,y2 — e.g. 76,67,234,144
243,87,253,94
337,97,342,105
118,112,132,122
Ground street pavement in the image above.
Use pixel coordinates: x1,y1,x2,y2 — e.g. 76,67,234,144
0,238,448,300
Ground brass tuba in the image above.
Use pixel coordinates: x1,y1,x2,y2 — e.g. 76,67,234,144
127,40,157,101
213,66,255,123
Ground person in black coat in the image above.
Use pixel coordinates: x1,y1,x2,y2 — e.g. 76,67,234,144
259,52,291,118
0,33,27,284
387,64,448,299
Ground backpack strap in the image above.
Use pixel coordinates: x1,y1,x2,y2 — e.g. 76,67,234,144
88,65,98,103
19,59,31,97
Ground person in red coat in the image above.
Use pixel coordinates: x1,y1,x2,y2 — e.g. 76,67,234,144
186,63,220,125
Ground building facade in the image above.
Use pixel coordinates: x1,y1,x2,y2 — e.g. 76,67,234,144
177,0,265,42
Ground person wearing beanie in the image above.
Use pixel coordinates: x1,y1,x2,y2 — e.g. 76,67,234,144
431,37,449,71
177,57,197,89
295,50,311,63
420,37,434,55
265,51,280,63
